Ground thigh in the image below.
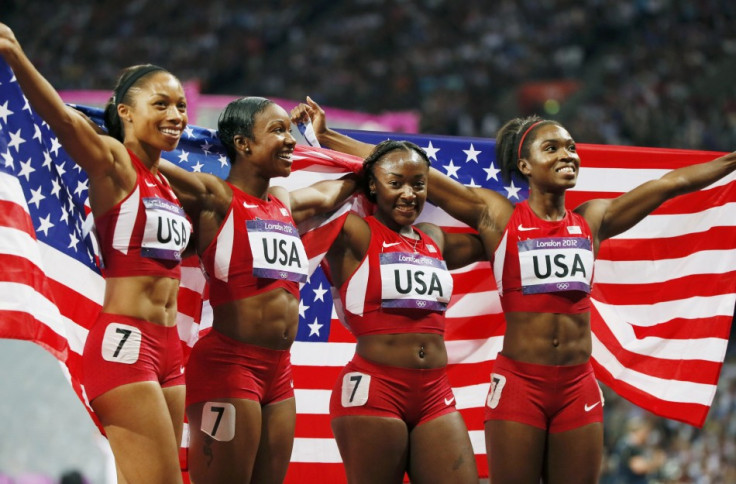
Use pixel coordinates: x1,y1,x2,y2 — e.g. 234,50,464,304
186,398,262,484
545,422,603,484
162,384,185,448
92,381,183,484
251,397,296,484
485,419,546,484
409,412,478,484
332,415,409,484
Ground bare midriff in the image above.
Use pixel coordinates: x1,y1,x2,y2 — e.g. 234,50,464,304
102,275,180,327
211,288,300,350
501,311,592,366
356,332,447,369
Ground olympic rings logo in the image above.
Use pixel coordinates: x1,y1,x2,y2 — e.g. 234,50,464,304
557,283,570,290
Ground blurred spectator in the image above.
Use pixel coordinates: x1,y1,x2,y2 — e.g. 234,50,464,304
609,417,666,483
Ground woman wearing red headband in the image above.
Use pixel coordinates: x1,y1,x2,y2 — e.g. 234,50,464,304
293,97,736,484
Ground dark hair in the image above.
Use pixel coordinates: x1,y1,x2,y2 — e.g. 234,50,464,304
495,115,560,182
217,96,274,163
103,64,170,141
362,139,431,201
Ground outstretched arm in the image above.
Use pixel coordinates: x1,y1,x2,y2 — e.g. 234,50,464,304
0,23,120,179
577,151,736,244
276,173,360,224
290,96,374,158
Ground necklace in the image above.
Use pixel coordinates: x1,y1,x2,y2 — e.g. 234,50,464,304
399,229,420,253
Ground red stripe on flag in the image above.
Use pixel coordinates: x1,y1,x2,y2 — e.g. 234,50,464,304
295,415,335,439
0,200,36,235
285,463,348,483
577,144,724,169
594,272,736,305
591,311,726,385
592,359,713,427
598,228,736,261
629,315,733,341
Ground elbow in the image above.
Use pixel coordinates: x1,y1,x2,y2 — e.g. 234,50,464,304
55,108,87,139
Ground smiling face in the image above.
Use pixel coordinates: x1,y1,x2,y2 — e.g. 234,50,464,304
118,71,187,153
244,103,296,178
369,148,429,231
518,123,580,192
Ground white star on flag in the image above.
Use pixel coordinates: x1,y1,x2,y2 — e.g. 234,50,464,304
307,318,324,337
504,180,522,199
483,162,501,181
463,144,481,163
443,159,462,179
298,300,310,318
312,283,328,302
422,140,440,160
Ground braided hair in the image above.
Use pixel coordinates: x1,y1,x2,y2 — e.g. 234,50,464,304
362,139,431,202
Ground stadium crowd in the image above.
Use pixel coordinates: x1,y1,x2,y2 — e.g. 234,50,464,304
2,0,735,150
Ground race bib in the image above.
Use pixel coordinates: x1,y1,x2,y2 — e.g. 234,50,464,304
201,402,236,442
341,372,370,407
247,219,309,282
486,373,507,409
518,237,593,294
101,322,141,364
141,197,191,260
379,252,453,311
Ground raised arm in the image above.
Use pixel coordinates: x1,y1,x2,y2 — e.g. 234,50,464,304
416,222,487,270
273,173,359,225
290,96,374,158
576,150,736,245
158,160,228,216
0,23,120,178
427,168,513,233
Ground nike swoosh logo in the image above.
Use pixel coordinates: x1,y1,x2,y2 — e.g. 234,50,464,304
382,241,401,248
584,401,601,412
180,366,185,374
243,201,259,209
444,396,455,406
517,224,539,232
145,181,157,188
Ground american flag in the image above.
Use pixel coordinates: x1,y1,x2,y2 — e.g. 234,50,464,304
2,55,735,482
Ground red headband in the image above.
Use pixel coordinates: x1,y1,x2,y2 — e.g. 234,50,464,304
517,120,543,159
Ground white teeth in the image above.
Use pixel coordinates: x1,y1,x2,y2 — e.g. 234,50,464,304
161,128,179,136
557,166,574,173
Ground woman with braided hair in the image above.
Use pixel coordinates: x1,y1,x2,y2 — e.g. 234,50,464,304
293,97,736,483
